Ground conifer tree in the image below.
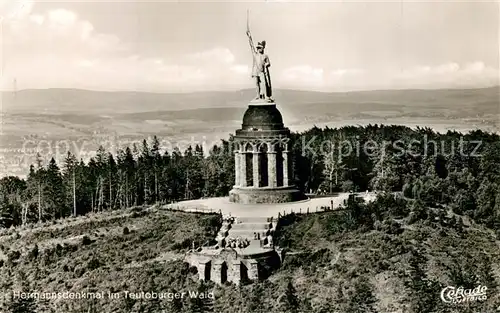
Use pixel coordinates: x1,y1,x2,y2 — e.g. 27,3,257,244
151,136,162,203
404,249,443,313
346,277,377,313
45,158,65,219
62,151,77,216
6,272,38,313
107,153,118,209
277,281,299,313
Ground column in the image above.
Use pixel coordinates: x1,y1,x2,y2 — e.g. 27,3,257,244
212,260,223,284
240,152,247,187
253,151,260,188
198,260,211,280
230,260,241,285
247,259,259,281
234,151,240,186
283,150,289,187
267,151,277,187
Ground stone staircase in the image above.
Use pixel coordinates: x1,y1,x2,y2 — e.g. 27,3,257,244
186,213,283,285
216,215,277,250
230,220,269,237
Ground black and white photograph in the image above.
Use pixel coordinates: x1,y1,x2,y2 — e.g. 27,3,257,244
0,0,499,312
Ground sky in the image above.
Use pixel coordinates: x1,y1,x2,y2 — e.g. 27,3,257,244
1,0,499,92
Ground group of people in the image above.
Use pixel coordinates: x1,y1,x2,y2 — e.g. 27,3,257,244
216,213,275,249
223,214,237,225
225,236,251,249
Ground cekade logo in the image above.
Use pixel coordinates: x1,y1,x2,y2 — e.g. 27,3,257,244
440,285,488,304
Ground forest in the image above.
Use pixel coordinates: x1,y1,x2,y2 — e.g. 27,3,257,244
1,125,499,233
0,124,499,312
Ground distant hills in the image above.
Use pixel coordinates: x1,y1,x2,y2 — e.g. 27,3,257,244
2,86,499,118
0,86,498,178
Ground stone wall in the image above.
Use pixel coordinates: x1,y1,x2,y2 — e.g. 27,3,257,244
229,187,307,204
184,249,281,285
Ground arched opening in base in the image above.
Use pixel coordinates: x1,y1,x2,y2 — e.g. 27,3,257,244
245,152,253,187
240,262,250,284
204,262,211,281
276,145,284,187
220,262,228,284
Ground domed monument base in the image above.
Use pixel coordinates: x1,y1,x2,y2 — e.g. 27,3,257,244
229,100,305,204
229,186,306,204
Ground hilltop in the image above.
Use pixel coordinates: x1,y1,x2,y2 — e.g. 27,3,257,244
0,206,221,312
272,195,500,313
0,196,499,313
0,121,499,312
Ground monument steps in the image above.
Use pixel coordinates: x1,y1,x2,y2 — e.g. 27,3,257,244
230,222,271,230
227,229,269,239
235,216,272,223
225,214,276,241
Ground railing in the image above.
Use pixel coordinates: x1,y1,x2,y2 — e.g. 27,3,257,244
162,204,217,214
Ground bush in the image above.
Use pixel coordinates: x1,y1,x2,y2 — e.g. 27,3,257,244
170,238,192,251
341,180,354,192
7,250,21,263
81,235,92,245
123,227,130,235
408,201,427,224
131,211,147,218
28,244,39,260
74,265,85,277
403,182,413,198
381,219,403,235
87,257,100,270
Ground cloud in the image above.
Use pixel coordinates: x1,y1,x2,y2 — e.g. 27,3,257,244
1,2,498,92
0,0,34,20
281,65,325,88
188,47,235,65
1,5,250,92
230,65,250,75
279,62,498,91
280,65,366,91
48,8,77,25
394,62,499,89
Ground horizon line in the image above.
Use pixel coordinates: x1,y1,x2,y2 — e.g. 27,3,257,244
2,84,499,95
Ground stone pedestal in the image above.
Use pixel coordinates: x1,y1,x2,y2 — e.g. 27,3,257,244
229,101,305,204
229,186,306,204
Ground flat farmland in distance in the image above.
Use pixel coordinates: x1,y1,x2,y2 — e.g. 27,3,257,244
1,87,498,177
